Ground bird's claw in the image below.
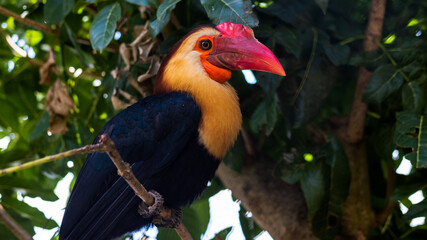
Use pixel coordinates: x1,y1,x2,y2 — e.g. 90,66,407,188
138,190,164,217
153,208,182,229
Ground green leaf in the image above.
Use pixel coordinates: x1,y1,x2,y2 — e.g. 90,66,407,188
322,42,350,66
89,3,122,52
0,206,35,237
0,176,58,201
391,172,427,201
300,162,326,219
6,17,15,30
126,0,157,7
363,64,404,104
403,198,427,221
2,196,57,229
329,140,350,205
223,136,244,172
275,27,302,59
416,115,427,167
239,207,262,239
183,199,210,239
314,0,329,14
250,72,282,134
210,227,232,240
44,0,75,24
25,30,43,46
157,228,180,240
402,81,425,112
395,111,420,148
149,0,181,37
200,0,259,27
309,139,349,239
249,95,278,135
394,111,427,167
29,111,50,142
283,52,338,128
62,23,88,67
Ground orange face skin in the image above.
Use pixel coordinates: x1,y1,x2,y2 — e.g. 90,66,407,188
194,36,231,83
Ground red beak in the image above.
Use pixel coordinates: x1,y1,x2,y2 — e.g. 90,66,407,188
207,22,286,76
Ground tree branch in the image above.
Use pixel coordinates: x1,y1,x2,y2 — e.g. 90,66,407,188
217,162,315,240
331,0,387,237
0,135,193,240
98,134,193,240
0,6,58,35
0,204,32,240
98,134,155,206
346,0,387,143
0,143,104,176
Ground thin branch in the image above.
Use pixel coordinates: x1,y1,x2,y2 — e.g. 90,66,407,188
0,6,58,35
0,204,32,240
98,134,155,206
291,28,318,106
98,134,193,240
0,143,104,176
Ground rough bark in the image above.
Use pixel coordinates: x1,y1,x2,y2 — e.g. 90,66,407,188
338,0,387,238
217,162,316,240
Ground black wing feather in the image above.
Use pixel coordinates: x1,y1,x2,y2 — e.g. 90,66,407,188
60,92,201,239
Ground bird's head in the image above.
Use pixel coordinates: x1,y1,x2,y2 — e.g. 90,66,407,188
154,22,285,94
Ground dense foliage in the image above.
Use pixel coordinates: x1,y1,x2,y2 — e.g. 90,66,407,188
0,0,426,239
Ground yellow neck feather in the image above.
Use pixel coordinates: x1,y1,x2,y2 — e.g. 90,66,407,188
160,27,242,159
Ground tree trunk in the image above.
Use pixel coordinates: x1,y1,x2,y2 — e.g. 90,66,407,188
217,162,316,240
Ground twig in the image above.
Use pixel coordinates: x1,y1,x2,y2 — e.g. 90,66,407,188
0,143,104,176
0,204,32,240
291,28,318,106
0,6,58,35
98,134,155,206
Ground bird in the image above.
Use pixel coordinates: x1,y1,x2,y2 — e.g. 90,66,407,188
59,22,285,240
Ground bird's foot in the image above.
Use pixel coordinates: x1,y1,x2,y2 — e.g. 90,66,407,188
153,208,182,229
138,190,164,217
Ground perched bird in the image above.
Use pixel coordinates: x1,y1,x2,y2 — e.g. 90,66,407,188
59,22,285,240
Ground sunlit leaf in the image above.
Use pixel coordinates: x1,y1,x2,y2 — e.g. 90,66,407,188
25,30,43,46
6,17,14,30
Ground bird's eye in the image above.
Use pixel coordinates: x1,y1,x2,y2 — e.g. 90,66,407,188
199,39,212,50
